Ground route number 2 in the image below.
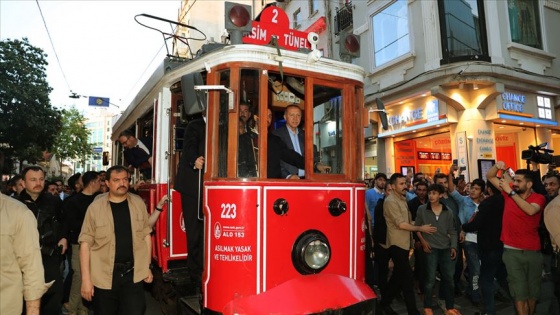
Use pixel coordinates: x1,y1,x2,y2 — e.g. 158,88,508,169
221,203,237,219
271,8,278,23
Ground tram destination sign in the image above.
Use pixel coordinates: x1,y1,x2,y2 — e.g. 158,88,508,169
243,6,311,51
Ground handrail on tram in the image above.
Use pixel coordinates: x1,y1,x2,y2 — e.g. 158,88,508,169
194,85,235,110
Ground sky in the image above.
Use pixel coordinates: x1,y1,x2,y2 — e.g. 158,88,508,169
1,0,183,113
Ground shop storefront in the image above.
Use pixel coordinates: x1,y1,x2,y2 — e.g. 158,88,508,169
372,83,559,180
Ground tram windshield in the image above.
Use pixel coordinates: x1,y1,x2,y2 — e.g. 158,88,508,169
313,85,343,175
212,68,347,180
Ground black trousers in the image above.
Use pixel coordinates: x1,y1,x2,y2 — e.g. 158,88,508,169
41,253,64,315
93,268,145,315
381,246,419,315
373,243,390,295
181,193,204,285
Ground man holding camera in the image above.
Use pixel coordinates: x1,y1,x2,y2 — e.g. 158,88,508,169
18,166,68,315
487,161,546,315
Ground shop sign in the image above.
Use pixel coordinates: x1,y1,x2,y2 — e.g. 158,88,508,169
501,92,525,113
387,108,423,128
417,151,447,160
476,129,494,154
426,100,439,122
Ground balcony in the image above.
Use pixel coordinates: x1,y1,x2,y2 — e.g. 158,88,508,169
335,2,353,35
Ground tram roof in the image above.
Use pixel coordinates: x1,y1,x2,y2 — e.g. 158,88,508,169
112,44,365,138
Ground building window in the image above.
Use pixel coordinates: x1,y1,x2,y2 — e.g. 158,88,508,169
438,0,490,64
372,0,410,67
293,8,301,29
537,96,552,120
507,0,542,49
309,0,320,15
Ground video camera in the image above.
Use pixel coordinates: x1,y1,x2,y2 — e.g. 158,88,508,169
521,143,560,165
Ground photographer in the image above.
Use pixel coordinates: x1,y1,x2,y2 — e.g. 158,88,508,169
18,166,68,315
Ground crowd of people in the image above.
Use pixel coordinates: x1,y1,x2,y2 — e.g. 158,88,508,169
366,163,560,315
1,161,166,315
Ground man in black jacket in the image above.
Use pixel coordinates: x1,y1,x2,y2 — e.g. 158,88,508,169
174,117,205,288
19,166,68,315
462,181,506,315
63,171,101,315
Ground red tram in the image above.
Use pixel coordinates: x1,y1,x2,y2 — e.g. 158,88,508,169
111,3,375,314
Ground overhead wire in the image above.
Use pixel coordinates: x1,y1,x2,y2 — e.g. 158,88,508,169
35,0,72,93
123,0,191,105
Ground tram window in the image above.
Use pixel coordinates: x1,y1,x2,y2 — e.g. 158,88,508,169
313,85,343,174
237,69,260,178
217,70,230,177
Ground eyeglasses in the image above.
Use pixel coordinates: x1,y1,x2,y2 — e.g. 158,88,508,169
119,137,130,146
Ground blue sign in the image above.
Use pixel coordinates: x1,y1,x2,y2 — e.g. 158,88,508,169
88,96,110,107
93,147,103,153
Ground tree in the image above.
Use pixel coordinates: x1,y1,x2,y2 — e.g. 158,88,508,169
0,38,62,173
52,107,93,164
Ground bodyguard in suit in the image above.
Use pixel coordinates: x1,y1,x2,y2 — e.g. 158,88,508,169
273,105,329,178
174,116,205,288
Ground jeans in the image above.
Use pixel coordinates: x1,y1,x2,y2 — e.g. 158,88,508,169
479,248,503,315
424,248,456,309
439,241,463,299
464,241,481,302
381,246,419,315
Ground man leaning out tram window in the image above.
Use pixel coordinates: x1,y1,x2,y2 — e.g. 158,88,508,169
118,130,153,180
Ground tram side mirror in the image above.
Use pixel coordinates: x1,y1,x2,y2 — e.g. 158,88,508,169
181,72,207,116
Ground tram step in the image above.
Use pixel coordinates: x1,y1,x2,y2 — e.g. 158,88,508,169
162,267,191,285
179,294,201,315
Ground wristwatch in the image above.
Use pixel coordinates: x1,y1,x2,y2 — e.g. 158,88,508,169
508,190,516,197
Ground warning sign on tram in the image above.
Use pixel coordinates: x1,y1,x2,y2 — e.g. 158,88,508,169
243,6,311,51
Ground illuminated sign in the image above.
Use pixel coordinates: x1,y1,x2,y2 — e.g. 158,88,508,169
501,92,525,113
387,108,424,127
243,6,310,51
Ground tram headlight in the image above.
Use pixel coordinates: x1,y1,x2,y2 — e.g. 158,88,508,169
292,230,330,275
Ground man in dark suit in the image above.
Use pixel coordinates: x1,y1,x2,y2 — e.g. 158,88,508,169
174,117,205,288
118,130,153,179
266,108,304,178
272,105,329,178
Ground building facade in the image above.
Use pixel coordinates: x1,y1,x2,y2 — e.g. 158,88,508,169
78,109,115,173
349,0,560,180
174,0,560,180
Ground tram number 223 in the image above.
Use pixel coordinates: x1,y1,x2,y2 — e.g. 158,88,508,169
220,203,237,219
